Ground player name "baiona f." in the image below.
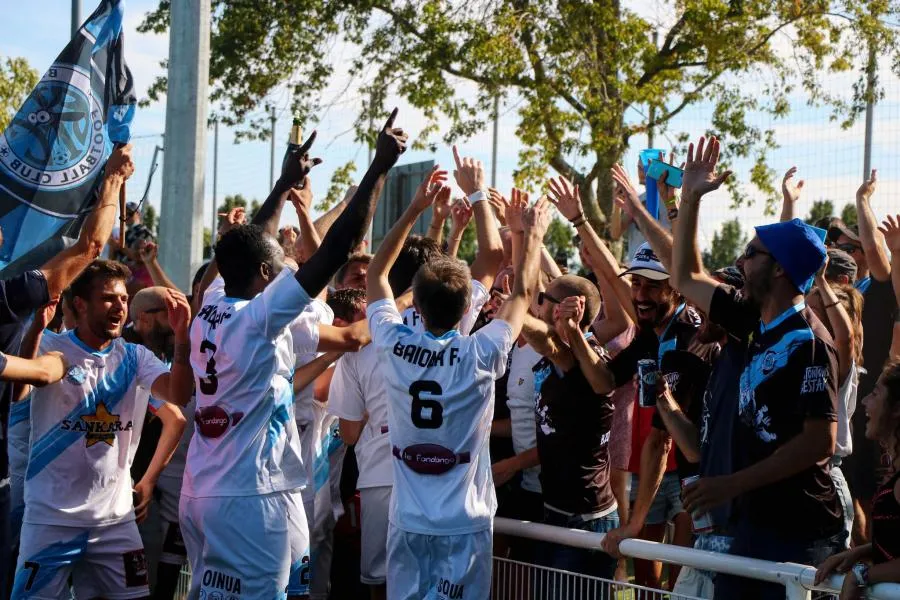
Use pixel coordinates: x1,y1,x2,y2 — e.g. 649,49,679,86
392,342,460,368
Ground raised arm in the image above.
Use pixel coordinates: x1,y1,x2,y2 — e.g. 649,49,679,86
611,163,673,270
556,296,616,394
671,136,732,315
253,132,321,237
191,206,245,317
427,184,452,245
446,199,472,259
454,146,504,288
299,109,407,298
780,167,803,223
879,214,900,324
547,176,636,323
40,145,134,299
815,271,855,384
367,165,449,303
138,242,180,291
289,179,322,263
493,194,550,340
857,169,891,282
11,302,60,400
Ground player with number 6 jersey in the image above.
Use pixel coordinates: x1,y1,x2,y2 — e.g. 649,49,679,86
365,158,550,600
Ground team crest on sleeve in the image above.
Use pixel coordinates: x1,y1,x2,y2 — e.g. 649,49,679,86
65,365,87,384
0,64,105,202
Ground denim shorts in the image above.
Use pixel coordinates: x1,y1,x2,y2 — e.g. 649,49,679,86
630,471,685,525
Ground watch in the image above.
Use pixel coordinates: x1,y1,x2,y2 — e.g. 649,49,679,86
852,562,869,589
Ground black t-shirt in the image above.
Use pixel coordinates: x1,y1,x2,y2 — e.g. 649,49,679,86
860,276,898,393
0,271,50,479
534,350,616,515
698,340,744,531
710,285,843,540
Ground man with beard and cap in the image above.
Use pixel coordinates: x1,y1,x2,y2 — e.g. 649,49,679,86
672,135,843,600
548,174,718,590
129,286,195,600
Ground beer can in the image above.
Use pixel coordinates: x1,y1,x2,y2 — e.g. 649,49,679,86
681,475,715,534
637,359,659,408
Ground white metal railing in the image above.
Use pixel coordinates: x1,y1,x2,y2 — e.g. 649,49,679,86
494,517,900,600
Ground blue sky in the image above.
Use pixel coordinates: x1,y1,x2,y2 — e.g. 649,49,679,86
3,0,900,251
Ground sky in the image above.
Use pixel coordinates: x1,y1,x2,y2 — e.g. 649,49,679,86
3,0,900,255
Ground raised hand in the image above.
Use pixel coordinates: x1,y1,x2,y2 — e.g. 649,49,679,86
411,165,450,212
289,177,314,213
217,206,246,238
138,241,159,264
547,176,584,223
164,289,192,338
682,135,732,201
506,188,529,234
656,151,680,205
452,146,485,196
523,195,552,238
782,166,804,204
106,144,135,181
432,183,454,223
280,131,322,189
878,214,900,253
488,188,509,226
450,198,473,233
610,164,641,216
34,301,59,331
857,168,877,203
557,295,584,332
373,108,408,170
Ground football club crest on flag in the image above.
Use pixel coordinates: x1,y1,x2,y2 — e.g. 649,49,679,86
0,0,135,277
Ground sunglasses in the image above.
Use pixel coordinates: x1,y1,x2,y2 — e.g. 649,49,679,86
538,292,561,306
836,243,862,255
742,244,773,260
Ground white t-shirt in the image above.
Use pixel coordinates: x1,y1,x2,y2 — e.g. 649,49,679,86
369,298,513,535
184,271,311,498
328,344,393,489
25,331,168,526
506,342,542,494
401,279,489,336
835,361,859,458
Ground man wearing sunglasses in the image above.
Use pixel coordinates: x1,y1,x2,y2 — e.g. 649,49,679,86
826,173,898,534
672,135,843,600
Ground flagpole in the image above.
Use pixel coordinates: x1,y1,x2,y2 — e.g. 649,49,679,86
119,184,126,249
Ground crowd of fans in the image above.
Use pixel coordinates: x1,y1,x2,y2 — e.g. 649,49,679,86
0,111,898,600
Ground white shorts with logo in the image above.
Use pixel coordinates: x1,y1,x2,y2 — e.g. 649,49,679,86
360,486,391,585
12,521,149,599
386,525,491,600
180,490,310,599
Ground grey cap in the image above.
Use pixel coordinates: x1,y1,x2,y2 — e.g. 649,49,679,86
825,248,858,283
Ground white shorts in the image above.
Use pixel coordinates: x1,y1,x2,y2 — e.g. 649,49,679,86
360,486,391,585
386,525,492,600
180,490,310,599
12,521,149,600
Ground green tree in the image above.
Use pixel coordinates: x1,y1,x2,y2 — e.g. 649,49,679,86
216,194,261,229
0,56,38,131
318,161,357,212
140,1,897,234
203,227,212,259
702,218,747,271
143,204,158,234
805,199,835,225
841,203,858,229
544,218,574,266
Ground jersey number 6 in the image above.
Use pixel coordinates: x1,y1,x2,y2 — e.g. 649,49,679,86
199,340,219,395
410,380,443,429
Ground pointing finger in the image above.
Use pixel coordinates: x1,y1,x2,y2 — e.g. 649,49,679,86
384,107,399,129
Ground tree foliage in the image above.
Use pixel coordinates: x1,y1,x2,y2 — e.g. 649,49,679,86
805,199,836,225
544,217,574,266
318,160,356,212
143,204,158,234
139,0,900,232
0,56,38,132
218,193,261,227
702,218,747,271
841,203,859,228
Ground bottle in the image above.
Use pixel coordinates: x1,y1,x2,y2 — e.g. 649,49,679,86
281,115,303,181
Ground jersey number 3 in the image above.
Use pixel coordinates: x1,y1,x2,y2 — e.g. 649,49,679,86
199,340,218,395
410,380,443,429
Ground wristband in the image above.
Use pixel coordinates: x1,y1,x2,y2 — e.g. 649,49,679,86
570,214,586,227
823,301,840,309
467,190,487,204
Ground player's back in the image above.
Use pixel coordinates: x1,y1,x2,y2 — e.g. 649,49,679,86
369,299,512,535
185,271,311,498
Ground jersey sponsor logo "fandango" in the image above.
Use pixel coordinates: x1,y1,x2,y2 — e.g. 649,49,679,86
195,406,244,438
401,444,462,475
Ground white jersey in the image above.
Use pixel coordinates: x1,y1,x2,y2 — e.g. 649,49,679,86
506,342,543,494
369,298,513,535
25,330,168,527
401,279,489,336
185,271,311,498
328,344,393,489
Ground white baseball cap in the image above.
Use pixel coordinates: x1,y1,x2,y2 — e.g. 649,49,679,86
620,242,669,281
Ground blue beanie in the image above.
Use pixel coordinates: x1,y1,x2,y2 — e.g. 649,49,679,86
754,218,827,294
